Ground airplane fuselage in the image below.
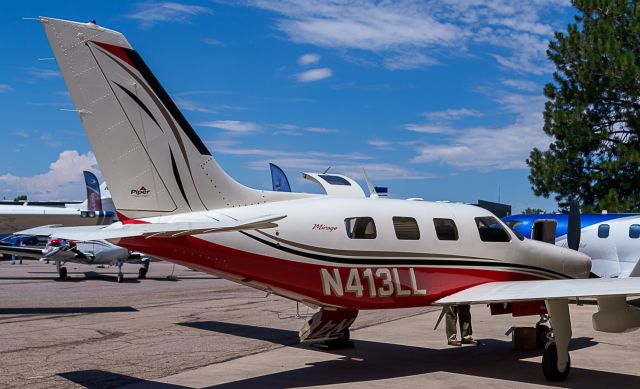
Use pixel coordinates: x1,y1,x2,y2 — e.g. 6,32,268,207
114,198,591,309
0,205,113,235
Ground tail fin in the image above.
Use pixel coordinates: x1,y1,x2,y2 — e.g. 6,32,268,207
83,171,102,211
41,17,305,219
269,163,291,192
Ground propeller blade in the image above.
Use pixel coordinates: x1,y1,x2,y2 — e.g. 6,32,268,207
567,200,581,251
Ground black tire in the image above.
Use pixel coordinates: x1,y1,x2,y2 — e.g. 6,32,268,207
138,267,147,279
542,344,571,381
117,273,124,283
338,328,350,341
59,267,67,279
536,324,549,348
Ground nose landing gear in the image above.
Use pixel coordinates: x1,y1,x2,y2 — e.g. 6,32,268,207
542,298,572,381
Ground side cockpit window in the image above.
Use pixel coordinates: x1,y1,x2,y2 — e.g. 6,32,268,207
433,218,459,241
345,217,377,239
630,224,640,239
475,216,511,242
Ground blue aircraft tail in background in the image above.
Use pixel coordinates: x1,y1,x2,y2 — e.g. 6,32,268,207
270,163,291,192
83,171,102,212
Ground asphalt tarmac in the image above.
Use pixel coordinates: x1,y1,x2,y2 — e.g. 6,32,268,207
1,260,639,388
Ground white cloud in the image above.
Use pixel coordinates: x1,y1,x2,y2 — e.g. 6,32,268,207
298,53,320,65
26,68,60,79
404,108,482,134
410,93,551,170
383,52,437,70
209,141,430,180
15,130,29,138
0,150,99,201
203,37,223,46
126,1,212,27
305,127,337,133
175,98,216,113
295,67,333,82
404,124,455,134
501,78,539,92
247,1,570,73
423,108,483,121
197,120,262,133
0,84,12,93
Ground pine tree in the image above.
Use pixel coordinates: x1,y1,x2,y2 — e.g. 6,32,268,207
528,0,640,212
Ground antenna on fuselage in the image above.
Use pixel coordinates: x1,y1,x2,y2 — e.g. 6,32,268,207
323,166,331,174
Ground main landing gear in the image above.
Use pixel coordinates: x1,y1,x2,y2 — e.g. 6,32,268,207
299,308,358,350
116,260,124,283
138,260,150,279
541,298,572,381
56,261,68,280
536,315,550,348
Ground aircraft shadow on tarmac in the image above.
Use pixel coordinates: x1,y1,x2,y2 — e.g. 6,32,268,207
171,321,640,389
0,306,138,315
58,370,190,389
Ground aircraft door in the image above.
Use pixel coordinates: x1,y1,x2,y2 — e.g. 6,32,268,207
532,220,557,244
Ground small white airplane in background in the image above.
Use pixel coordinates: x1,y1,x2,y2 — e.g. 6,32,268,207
504,203,640,278
0,171,115,237
24,16,640,381
0,237,151,282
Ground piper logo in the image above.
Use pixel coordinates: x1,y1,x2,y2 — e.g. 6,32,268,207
131,186,150,196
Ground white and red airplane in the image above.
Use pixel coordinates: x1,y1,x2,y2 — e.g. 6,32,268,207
23,17,640,381
0,237,151,282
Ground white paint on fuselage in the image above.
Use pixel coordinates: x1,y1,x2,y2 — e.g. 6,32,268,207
108,197,592,280
556,215,640,278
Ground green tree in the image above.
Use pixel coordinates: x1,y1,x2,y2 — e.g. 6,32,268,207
13,194,27,202
522,208,546,214
528,0,640,212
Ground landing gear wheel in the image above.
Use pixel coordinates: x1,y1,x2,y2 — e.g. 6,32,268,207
59,267,67,280
338,328,350,341
117,273,124,283
536,324,549,348
542,343,571,381
138,267,147,279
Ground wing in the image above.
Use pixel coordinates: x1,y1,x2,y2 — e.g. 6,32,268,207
435,278,640,305
15,214,286,241
0,246,44,258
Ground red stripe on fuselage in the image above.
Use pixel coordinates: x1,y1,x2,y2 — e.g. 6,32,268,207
118,235,546,309
92,41,136,69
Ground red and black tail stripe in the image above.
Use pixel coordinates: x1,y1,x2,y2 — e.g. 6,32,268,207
92,41,211,157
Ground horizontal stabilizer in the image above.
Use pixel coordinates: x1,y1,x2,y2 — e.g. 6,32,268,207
16,214,286,241
436,278,640,305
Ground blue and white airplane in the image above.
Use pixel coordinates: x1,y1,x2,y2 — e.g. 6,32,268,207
504,209,640,278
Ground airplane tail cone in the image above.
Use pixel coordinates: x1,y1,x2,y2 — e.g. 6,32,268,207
567,200,581,251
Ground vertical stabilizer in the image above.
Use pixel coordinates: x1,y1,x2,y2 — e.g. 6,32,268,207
270,163,291,192
83,171,102,211
40,17,308,218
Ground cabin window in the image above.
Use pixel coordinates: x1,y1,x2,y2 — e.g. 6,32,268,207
597,224,610,238
320,174,351,186
433,218,459,241
393,217,420,240
345,217,377,239
630,224,640,239
475,216,511,242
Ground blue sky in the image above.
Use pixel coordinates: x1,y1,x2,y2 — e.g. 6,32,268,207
0,1,575,212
